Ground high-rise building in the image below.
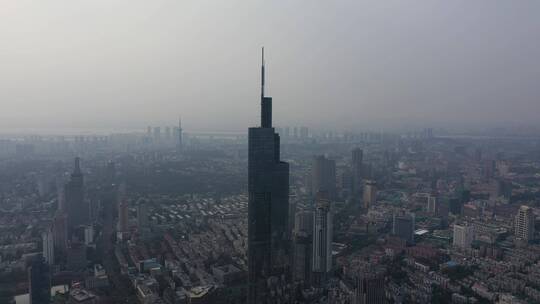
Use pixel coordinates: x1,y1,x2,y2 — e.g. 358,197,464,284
351,268,386,304
53,212,68,257
427,195,437,214
312,192,332,285
177,116,183,150
392,213,415,245
453,223,474,248
292,230,312,286
351,148,364,198
28,257,51,304
137,198,149,229
65,157,87,234
117,184,129,234
247,49,291,304
42,227,54,266
515,205,535,242
363,180,377,209
311,155,337,199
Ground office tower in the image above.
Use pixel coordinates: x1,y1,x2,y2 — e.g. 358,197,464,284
67,242,87,271
165,126,171,139
28,257,51,304
84,225,94,245
294,210,314,235
427,195,437,214
42,227,54,266
293,230,313,286
53,212,68,257
392,213,415,244
363,180,377,209
146,126,152,137
453,223,474,248
449,197,463,215
515,205,535,242
293,127,298,138
177,116,183,149
153,127,161,141
311,155,337,199
117,184,129,234
65,157,87,234
351,148,364,198
300,126,309,139
248,49,290,304
351,268,386,304
312,192,332,285
137,198,149,229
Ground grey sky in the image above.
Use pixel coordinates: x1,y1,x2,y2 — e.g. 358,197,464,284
1,0,540,133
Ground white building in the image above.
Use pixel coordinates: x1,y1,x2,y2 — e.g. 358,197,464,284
515,205,535,242
453,223,474,248
42,227,54,265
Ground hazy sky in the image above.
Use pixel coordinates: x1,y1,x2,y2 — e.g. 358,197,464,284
1,0,540,133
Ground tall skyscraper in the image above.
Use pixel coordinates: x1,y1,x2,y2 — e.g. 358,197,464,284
311,155,337,199
392,212,415,245
351,148,364,198
292,210,314,286
177,116,183,150
515,205,535,242
117,184,129,234
363,180,377,209
312,192,332,286
453,223,474,248
28,257,51,304
247,48,290,304
65,157,87,234
351,268,386,304
42,227,54,266
53,189,68,257
137,198,149,229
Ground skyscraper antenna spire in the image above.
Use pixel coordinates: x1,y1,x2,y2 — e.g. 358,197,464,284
261,47,265,99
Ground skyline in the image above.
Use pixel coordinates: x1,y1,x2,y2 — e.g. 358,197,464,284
2,1,540,133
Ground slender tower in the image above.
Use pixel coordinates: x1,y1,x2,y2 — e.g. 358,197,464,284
177,116,183,150
248,48,291,303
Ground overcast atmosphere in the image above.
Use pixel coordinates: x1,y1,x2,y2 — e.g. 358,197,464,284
2,0,540,133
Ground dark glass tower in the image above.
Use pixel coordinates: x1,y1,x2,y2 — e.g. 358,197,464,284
248,48,290,303
65,157,87,234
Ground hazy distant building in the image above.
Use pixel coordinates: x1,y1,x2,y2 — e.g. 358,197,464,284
351,269,386,304
300,126,309,139
153,127,161,142
312,192,332,285
352,148,364,198
515,205,535,242
84,225,94,245
67,242,87,271
311,155,337,199
453,223,475,248
53,211,68,257
42,227,54,266
137,199,149,229
117,185,129,234
29,257,51,304
293,230,313,286
247,49,291,304
393,213,415,244
363,180,377,209
65,157,87,234
427,195,437,214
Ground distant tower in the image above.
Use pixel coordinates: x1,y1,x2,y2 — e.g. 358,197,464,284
453,223,474,248
351,148,364,199
28,257,51,304
311,155,337,200
312,192,332,285
248,48,291,304
352,268,386,304
392,212,415,244
292,210,314,285
65,157,87,234
363,180,377,209
117,184,129,234
177,116,183,150
137,198,149,229
515,205,535,242
42,227,55,266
